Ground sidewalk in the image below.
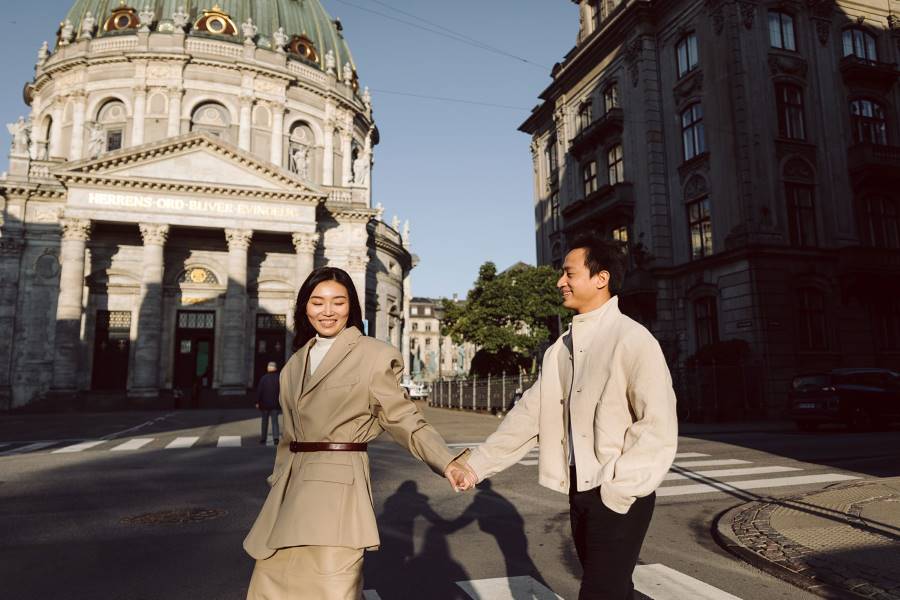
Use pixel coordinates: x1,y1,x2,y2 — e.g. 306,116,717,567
716,477,900,599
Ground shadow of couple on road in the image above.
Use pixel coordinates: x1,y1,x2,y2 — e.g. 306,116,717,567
363,479,550,600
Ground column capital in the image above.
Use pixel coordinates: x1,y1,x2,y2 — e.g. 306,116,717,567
59,217,91,241
291,231,318,254
139,223,170,246
225,228,253,250
347,251,369,272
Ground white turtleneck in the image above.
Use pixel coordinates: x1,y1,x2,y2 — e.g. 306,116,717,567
308,334,337,375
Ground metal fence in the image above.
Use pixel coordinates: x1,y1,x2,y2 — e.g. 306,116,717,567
430,365,769,421
430,373,538,413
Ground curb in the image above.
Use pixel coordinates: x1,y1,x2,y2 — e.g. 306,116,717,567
712,502,868,600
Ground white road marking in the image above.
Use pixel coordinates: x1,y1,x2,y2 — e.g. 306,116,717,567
0,441,56,456
100,412,176,441
664,466,801,481
673,459,751,467
0,443,9,449
217,436,242,448
657,473,859,497
634,563,742,599
165,436,199,449
361,592,382,600
111,438,154,451
674,452,710,459
52,440,106,453
455,576,563,600
519,460,539,466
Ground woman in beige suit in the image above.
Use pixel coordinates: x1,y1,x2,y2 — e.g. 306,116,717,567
244,266,468,600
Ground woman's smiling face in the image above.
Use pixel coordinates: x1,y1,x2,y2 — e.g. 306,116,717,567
306,280,350,338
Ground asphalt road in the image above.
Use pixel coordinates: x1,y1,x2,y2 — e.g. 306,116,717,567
1,406,897,600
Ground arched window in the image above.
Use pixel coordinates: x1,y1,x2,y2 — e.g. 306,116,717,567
681,103,706,161
97,100,127,152
693,296,719,349
607,144,624,185
842,27,877,62
687,197,712,259
190,103,230,138
850,99,888,145
676,33,699,78
775,84,805,140
286,122,314,178
861,196,900,248
797,288,827,350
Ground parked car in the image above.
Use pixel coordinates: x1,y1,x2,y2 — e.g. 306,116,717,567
401,381,429,402
789,368,900,431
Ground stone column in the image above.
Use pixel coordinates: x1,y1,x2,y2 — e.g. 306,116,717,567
49,101,64,159
347,251,368,318
340,130,353,186
291,232,318,293
220,228,252,395
51,218,91,392
323,121,335,186
0,236,25,407
270,103,284,167
238,97,253,152
130,223,169,399
167,87,183,138
401,264,414,372
132,86,147,146
68,93,87,160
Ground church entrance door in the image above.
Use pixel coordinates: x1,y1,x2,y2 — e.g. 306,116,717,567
174,311,215,407
91,310,131,390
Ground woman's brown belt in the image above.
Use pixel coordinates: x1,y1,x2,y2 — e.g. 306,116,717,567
289,442,368,452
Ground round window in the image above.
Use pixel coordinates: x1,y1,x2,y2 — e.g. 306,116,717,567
208,17,225,33
115,14,131,29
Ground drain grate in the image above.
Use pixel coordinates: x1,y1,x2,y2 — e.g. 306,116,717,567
121,507,228,526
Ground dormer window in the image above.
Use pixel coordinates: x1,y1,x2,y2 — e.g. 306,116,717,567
194,6,237,36
103,6,139,32
288,35,319,62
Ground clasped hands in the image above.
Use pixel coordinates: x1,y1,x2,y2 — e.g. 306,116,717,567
443,460,478,492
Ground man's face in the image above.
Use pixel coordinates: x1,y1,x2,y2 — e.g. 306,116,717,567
557,248,609,313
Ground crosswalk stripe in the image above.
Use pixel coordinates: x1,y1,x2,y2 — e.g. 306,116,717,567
634,564,742,599
665,465,801,481
455,576,563,600
111,438,154,451
0,441,56,456
519,459,539,466
361,592,382,600
165,436,199,449
217,436,242,448
673,459,751,467
52,440,106,453
657,473,859,497
674,452,710,459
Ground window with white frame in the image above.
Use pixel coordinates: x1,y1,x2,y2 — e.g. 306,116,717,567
607,144,624,185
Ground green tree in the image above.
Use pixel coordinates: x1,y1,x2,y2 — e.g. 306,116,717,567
442,262,569,376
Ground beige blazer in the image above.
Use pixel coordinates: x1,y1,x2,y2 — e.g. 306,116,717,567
467,297,678,514
243,326,457,560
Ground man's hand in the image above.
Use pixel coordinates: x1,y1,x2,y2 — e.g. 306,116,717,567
444,460,478,492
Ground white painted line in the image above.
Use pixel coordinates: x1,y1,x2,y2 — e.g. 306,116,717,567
217,436,242,448
456,576,563,600
674,452,710,459
664,466,801,481
165,436,199,449
634,563,742,600
657,473,859,497
673,459,751,467
52,440,106,454
101,412,176,441
519,459,539,466
111,438,154,451
362,591,382,600
0,441,56,456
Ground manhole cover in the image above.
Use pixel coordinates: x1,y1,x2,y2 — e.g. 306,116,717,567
121,507,228,525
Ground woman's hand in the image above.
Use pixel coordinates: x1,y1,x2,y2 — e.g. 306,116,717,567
444,461,478,492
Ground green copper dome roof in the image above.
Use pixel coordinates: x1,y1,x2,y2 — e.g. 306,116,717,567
60,0,355,74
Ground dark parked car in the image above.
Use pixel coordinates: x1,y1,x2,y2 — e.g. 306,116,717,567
789,368,900,431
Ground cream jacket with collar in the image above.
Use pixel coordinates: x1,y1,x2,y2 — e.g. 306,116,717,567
466,297,678,514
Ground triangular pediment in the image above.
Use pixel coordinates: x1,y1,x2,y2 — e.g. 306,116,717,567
54,132,324,198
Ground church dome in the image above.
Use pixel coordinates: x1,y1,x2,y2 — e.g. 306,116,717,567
58,0,355,76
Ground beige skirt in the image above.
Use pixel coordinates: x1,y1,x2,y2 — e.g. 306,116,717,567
247,545,365,600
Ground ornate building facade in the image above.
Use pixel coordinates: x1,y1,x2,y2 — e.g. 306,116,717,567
524,0,900,416
409,297,476,383
0,1,413,408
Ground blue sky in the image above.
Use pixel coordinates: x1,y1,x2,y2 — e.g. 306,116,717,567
0,1,576,299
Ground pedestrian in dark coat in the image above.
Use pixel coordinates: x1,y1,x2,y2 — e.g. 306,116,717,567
256,361,281,445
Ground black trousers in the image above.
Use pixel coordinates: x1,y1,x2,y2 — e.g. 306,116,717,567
569,468,655,600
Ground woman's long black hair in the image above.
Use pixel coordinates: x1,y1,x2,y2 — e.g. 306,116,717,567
292,266,365,351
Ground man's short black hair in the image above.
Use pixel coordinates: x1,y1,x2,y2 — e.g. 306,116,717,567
567,234,625,295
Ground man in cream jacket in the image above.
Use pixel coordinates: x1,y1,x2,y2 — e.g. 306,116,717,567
460,237,678,600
